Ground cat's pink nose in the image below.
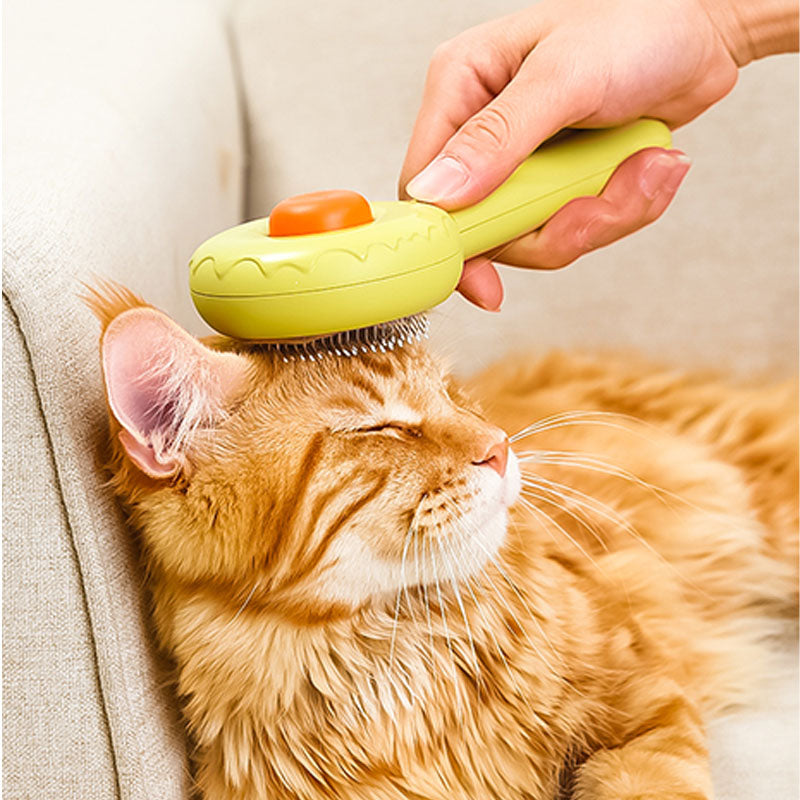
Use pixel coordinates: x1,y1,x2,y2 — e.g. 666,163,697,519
473,439,509,477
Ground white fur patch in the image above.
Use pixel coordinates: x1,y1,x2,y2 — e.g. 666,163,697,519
315,450,522,606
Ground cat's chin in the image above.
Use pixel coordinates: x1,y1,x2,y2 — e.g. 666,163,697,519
313,512,511,611
312,456,519,610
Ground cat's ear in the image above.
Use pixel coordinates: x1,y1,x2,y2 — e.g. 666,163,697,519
101,307,249,479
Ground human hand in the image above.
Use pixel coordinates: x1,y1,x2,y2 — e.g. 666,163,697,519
399,0,746,309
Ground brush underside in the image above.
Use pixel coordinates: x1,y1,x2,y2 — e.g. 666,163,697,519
269,315,429,362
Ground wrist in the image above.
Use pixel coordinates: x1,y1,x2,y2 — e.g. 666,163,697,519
702,0,799,65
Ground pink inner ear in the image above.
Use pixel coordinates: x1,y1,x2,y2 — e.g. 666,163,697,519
103,310,188,441
102,308,249,477
118,429,181,479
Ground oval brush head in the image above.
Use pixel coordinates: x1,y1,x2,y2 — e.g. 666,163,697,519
189,199,461,341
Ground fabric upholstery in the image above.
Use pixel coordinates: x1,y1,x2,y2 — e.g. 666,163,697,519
3,297,118,800
3,0,244,797
3,0,797,798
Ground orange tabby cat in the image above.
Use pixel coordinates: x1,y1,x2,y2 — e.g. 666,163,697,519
87,283,797,800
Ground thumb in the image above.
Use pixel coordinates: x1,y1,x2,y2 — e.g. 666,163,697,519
405,50,583,210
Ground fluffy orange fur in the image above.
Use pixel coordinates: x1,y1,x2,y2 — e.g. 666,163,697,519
88,283,797,799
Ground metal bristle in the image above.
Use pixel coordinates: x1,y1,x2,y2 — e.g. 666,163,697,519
268,314,430,362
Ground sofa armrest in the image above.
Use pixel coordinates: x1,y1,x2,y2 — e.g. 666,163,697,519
3,1,244,797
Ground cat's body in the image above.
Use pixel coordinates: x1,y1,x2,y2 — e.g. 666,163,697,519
89,284,797,800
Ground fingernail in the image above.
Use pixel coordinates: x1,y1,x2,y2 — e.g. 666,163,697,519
406,155,470,202
577,214,615,250
640,152,691,200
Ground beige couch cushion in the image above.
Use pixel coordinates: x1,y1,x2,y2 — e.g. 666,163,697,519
3,297,118,799
3,0,244,796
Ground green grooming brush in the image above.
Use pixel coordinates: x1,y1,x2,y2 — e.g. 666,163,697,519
188,119,671,357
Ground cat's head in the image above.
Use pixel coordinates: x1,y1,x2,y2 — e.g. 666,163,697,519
89,284,520,620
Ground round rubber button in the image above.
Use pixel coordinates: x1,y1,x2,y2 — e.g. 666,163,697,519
268,190,374,237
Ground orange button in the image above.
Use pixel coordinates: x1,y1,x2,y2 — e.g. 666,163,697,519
268,189,374,237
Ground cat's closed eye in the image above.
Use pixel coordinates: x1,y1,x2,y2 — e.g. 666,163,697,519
348,423,423,439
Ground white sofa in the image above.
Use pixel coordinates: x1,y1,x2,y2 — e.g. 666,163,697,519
3,1,797,798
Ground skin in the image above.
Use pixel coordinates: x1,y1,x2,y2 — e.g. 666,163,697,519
398,0,799,310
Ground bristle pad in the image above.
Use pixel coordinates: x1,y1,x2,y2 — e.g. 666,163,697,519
273,315,429,361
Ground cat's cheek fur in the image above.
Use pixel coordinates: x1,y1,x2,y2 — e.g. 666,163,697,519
312,463,517,608
314,531,403,607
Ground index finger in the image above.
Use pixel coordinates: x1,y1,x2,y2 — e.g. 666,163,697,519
398,16,538,197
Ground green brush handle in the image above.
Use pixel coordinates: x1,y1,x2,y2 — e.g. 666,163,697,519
449,119,672,258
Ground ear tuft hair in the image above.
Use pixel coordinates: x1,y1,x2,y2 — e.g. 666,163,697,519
82,278,152,333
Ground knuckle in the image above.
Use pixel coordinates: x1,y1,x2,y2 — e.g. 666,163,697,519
429,38,461,72
458,105,515,153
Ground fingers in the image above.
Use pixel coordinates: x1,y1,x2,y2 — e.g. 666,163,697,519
399,11,555,205
404,40,599,210
398,39,506,199
456,257,504,310
489,148,691,270
454,148,691,309
399,15,533,199
399,58,496,200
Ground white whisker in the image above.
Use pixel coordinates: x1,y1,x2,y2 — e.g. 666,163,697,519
519,474,706,594
437,495,566,681
439,532,483,691
509,409,656,444
516,494,606,576
389,524,414,672
220,580,260,632
419,533,439,683
428,533,463,710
